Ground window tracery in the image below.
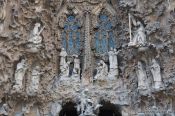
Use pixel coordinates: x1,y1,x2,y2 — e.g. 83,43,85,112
61,15,82,55
94,12,116,54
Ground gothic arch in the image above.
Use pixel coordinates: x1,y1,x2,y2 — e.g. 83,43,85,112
98,101,122,116
57,5,83,55
59,102,78,116
92,4,117,55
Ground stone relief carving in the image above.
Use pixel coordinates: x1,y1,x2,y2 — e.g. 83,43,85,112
0,103,9,115
136,61,148,90
60,48,67,67
27,65,42,96
59,48,69,77
128,14,147,47
108,48,120,79
94,60,108,81
12,59,28,93
50,102,62,116
77,89,102,116
150,59,163,89
0,0,174,115
138,97,174,116
27,23,44,53
72,55,80,77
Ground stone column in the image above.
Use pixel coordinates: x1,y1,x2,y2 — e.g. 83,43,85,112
82,11,92,86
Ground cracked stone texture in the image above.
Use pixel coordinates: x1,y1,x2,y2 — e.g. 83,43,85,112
0,0,175,116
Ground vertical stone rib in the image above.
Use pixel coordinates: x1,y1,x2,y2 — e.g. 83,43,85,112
82,11,92,86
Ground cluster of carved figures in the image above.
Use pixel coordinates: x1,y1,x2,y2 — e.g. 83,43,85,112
9,22,44,95
60,47,119,80
0,0,174,115
12,58,42,96
137,59,163,90
59,13,164,90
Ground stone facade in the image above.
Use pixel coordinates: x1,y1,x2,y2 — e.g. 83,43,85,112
0,0,175,116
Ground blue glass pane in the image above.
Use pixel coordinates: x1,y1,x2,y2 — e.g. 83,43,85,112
71,25,78,31
95,32,99,53
61,32,67,49
98,39,102,54
102,38,108,53
68,32,74,54
101,31,108,53
61,15,81,55
67,15,75,22
64,24,69,30
105,22,112,30
75,32,81,54
100,15,108,22
94,14,116,54
108,32,115,49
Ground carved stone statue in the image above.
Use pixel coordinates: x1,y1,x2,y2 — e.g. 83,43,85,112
12,59,28,92
60,48,69,77
78,89,96,116
94,60,108,81
60,62,70,77
0,0,6,34
128,15,146,47
150,59,163,89
0,103,9,115
108,48,119,78
27,66,42,96
60,48,67,66
27,23,44,53
72,55,80,76
50,102,62,116
136,61,147,90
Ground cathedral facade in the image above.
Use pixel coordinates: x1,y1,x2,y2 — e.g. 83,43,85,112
0,0,175,116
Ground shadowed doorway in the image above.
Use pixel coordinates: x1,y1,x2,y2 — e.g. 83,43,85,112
59,102,78,116
98,101,122,116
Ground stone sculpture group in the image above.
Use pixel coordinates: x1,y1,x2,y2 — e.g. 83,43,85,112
27,23,44,53
5,13,164,115
0,0,174,115
11,58,43,96
59,15,163,89
60,48,81,78
12,59,28,93
128,14,147,47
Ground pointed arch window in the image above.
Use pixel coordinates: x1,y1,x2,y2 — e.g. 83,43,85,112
94,14,116,54
61,15,82,55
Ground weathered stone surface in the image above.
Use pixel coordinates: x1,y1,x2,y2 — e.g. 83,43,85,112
0,0,175,115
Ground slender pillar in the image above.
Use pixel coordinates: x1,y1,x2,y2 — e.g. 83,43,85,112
82,11,92,86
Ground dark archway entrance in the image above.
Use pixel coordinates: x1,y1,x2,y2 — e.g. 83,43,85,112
98,101,122,116
59,102,78,116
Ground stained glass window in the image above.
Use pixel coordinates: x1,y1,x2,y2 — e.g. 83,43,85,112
61,15,81,55
94,14,116,54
